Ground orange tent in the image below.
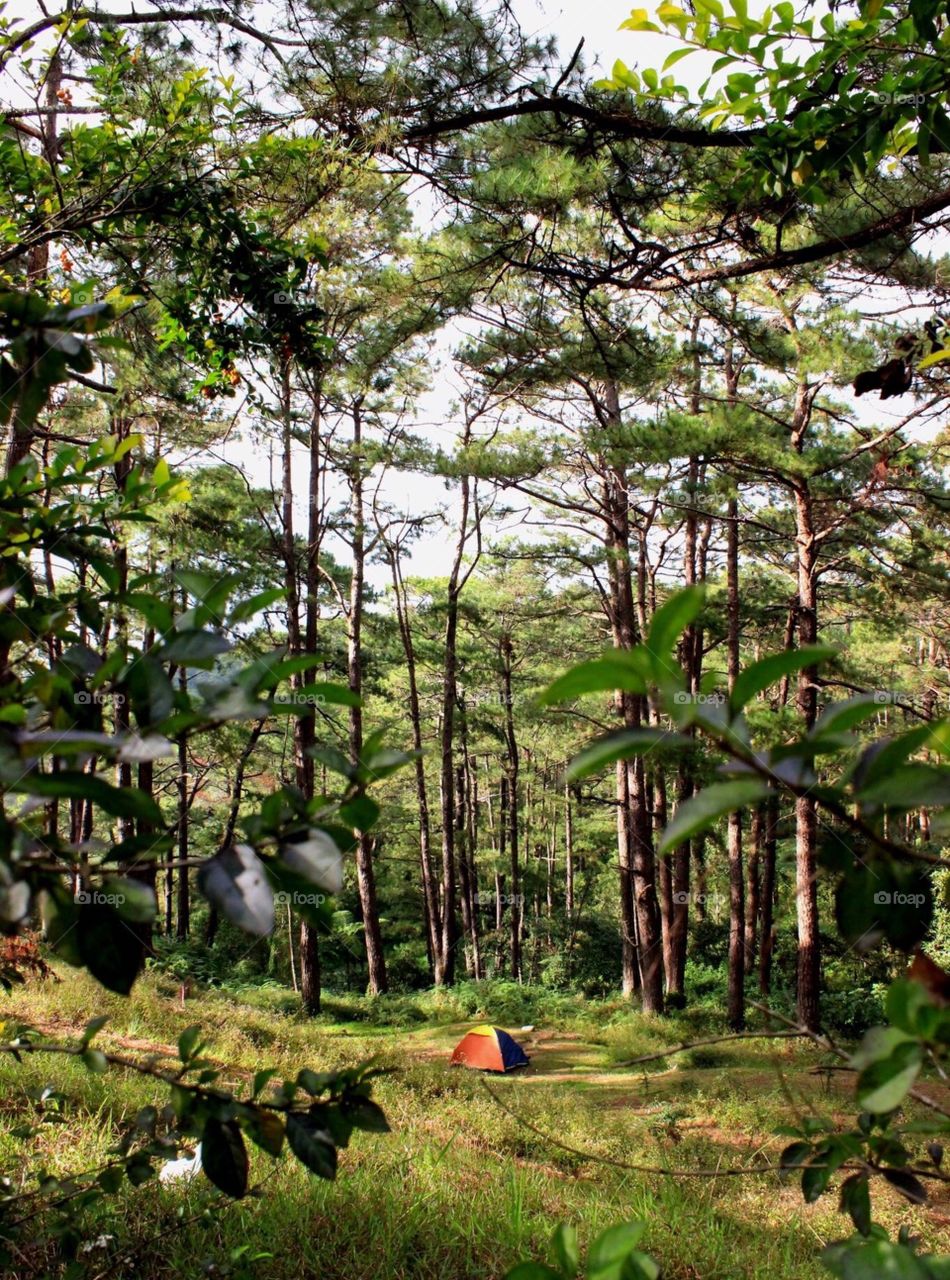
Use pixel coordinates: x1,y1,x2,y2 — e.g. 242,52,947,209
450,1024,530,1072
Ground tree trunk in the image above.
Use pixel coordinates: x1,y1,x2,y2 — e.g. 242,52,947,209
792,381,821,1031
565,782,575,920
726,493,745,1030
745,803,763,971
759,794,779,995
348,400,387,995
387,542,440,976
501,631,521,981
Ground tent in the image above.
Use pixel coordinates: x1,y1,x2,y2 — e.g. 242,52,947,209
450,1024,530,1073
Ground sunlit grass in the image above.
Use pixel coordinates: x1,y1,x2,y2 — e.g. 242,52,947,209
1,967,948,1279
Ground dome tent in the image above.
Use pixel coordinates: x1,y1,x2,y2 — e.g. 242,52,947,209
450,1024,530,1073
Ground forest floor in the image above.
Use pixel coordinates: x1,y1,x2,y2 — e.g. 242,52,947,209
2,968,949,1280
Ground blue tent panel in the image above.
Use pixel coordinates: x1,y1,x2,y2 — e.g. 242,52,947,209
495,1028,530,1071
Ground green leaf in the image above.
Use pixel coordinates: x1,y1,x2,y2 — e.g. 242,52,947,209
811,696,880,739
857,1041,923,1113
308,744,355,780
228,588,286,624
882,1167,927,1205
662,45,696,69
646,586,704,661
280,828,342,895
780,1140,813,1171
360,747,411,782
338,794,381,832
540,650,651,705
621,1252,660,1280
858,765,950,811
588,1223,647,1278
801,1158,832,1203
201,1118,249,1198
566,728,689,781
286,1112,338,1179
730,646,835,713
81,1048,108,1074
77,901,145,995
839,1173,872,1236
178,1025,203,1063
243,1107,284,1157
81,1015,108,1047
252,1068,277,1099
39,885,81,967
822,1237,931,1279
300,681,360,708
340,1097,389,1133
198,845,275,936
160,629,231,667
13,772,162,825
104,876,156,925
658,779,769,854
97,1166,124,1193
551,1224,579,1278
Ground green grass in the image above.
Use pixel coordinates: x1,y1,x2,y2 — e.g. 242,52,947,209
1,968,948,1279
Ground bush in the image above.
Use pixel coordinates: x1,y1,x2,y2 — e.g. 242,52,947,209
819,985,886,1038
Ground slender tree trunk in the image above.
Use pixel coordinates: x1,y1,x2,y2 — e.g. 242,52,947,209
602,381,664,1012
726,493,745,1030
565,782,575,920
462,726,483,978
759,794,779,995
615,757,640,995
745,803,763,970
348,400,387,995
501,632,521,981
387,545,439,975
792,381,821,1031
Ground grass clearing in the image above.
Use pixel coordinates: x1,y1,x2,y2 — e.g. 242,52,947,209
2,967,948,1279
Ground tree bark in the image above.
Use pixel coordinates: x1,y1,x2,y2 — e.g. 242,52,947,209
501,631,521,981
726,493,745,1031
387,541,440,976
348,399,387,995
791,381,821,1031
